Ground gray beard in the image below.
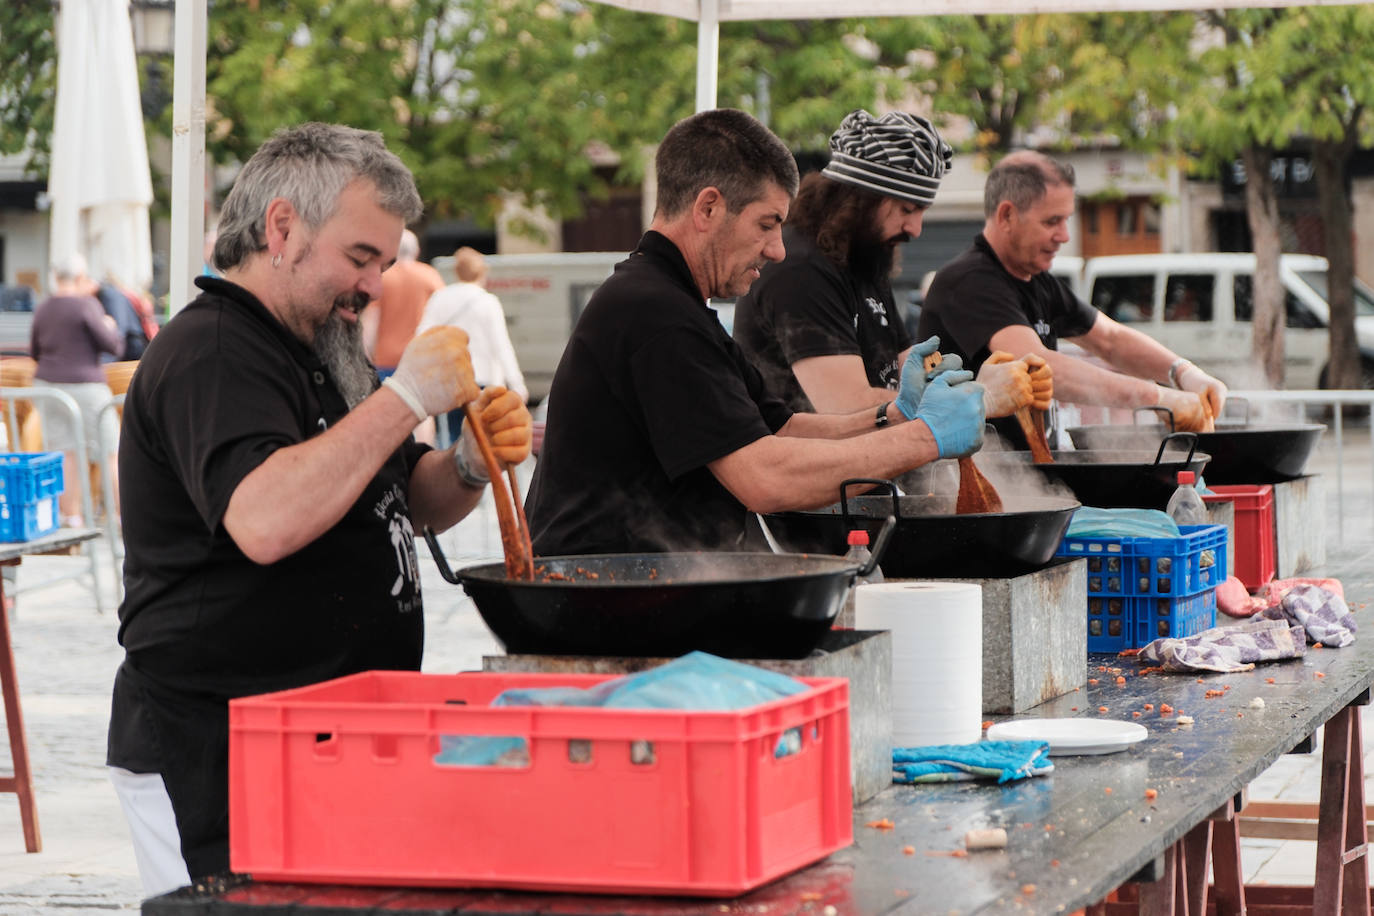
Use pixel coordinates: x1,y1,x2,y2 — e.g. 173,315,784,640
313,312,376,409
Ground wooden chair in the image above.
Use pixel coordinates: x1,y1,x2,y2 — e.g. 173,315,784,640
0,358,43,452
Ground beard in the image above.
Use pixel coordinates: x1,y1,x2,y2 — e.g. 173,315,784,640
848,223,900,287
312,305,376,409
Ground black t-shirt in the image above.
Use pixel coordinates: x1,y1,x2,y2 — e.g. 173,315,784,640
918,234,1097,446
733,227,911,411
108,277,430,877
525,231,793,555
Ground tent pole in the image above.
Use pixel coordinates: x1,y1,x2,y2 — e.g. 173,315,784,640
169,0,208,315
694,0,719,112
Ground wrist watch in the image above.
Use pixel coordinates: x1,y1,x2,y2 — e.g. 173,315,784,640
875,401,892,428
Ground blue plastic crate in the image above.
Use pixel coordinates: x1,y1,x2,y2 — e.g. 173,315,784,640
1085,593,1133,652
0,452,64,504
0,452,64,542
1057,523,1227,599
1130,588,1217,647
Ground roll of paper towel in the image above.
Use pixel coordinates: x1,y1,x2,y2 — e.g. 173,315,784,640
855,581,982,747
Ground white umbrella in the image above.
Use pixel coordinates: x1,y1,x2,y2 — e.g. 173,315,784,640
48,0,154,291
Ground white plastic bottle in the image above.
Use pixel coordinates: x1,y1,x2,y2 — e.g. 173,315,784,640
1166,470,1208,526
838,529,884,628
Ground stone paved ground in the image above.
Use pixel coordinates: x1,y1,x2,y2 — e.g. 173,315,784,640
0,432,1368,911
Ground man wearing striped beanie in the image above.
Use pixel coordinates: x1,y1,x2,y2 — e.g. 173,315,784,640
734,110,1040,429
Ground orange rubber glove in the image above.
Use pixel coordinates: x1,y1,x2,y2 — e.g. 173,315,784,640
1023,353,1053,411
454,386,533,484
977,351,1033,418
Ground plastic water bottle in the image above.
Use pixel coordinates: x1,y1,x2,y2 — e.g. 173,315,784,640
1166,470,1208,526
838,529,884,629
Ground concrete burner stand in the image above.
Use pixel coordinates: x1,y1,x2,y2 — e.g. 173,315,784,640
484,629,894,805
888,557,1088,714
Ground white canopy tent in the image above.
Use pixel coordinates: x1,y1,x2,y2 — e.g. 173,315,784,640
166,0,1370,309
49,0,155,290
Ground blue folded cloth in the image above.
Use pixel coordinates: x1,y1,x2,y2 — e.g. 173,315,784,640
893,740,1053,784
1066,507,1180,539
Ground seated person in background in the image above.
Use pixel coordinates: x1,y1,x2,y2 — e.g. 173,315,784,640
918,150,1227,448
733,109,1044,425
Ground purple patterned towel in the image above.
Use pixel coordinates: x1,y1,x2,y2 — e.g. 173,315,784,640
1256,584,1358,648
1138,617,1308,673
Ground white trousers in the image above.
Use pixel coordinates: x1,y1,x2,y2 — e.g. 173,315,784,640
108,766,191,898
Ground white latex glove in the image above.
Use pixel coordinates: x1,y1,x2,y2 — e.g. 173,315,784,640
382,326,480,421
1155,385,1212,433
1175,362,1227,422
976,351,1033,418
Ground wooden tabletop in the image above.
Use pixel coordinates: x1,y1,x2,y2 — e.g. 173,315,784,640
143,547,1374,916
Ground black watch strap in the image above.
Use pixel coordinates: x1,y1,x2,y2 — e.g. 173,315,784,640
875,401,892,428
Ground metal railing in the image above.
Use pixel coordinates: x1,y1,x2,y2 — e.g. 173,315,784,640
1213,388,1374,543
0,386,108,613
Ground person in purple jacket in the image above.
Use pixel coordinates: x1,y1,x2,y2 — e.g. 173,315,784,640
30,252,124,526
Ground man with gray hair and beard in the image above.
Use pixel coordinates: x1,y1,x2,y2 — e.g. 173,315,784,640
107,122,531,895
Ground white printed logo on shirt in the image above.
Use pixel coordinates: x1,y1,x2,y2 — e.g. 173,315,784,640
373,483,421,612
864,297,889,327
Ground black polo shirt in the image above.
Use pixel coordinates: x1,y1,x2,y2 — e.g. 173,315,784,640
733,227,910,411
525,231,793,555
108,276,429,878
918,234,1097,446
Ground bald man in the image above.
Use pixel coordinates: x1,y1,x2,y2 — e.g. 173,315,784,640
918,150,1227,449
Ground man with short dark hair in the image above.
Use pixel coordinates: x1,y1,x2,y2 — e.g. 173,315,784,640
919,150,1226,445
525,109,986,557
108,122,531,895
734,110,1044,424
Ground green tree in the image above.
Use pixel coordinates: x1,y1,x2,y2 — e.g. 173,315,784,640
1267,5,1374,390
204,2,885,232
0,0,57,174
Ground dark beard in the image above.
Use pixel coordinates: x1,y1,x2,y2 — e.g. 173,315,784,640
312,311,377,409
848,234,899,288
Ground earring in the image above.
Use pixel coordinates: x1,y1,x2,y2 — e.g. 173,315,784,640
271,252,282,268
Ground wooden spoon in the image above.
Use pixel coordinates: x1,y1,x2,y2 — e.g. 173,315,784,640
462,403,534,580
1015,407,1055,464
920,350,1004,514
956,456,1003,514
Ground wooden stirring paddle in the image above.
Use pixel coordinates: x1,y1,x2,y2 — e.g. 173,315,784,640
462,403,534,580
920,350,1004,514
1015,407,1055,464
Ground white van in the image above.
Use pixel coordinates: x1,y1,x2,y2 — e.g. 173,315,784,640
1080,253,1374,389
432,252,625,404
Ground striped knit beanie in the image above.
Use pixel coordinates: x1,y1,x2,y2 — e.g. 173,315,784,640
821,110,952,207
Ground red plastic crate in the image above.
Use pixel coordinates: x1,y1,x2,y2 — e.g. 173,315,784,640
229,670,852,897
1201,484,1276,591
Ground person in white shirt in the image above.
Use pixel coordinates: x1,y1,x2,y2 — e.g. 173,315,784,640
417,247,527,446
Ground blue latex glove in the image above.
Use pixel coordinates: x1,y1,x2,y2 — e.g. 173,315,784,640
895,336,943,420
914,371,985,458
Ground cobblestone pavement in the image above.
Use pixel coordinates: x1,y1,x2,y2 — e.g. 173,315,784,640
0,437,1368,911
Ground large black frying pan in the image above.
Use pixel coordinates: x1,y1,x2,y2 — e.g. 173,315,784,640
978,432,1210,510
1066,404,1324,484
762,478,1079,578
422,518,894,659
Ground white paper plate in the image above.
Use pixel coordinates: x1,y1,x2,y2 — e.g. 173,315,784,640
985,718,1148,756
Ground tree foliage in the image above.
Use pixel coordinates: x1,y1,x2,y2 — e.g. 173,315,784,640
0,0,57,175
202,2,883,231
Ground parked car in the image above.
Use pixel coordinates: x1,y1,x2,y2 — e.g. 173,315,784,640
1079,253,1374,390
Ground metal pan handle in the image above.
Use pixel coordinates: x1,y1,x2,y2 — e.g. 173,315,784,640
423,527,463,584
856,515,897,579
839,478,901,532
1223,394,1250,425
1153,431,1199,467
1134,406,1175,432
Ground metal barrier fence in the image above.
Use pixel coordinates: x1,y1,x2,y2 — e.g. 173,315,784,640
1217,388,1374,543
0,385,109,613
